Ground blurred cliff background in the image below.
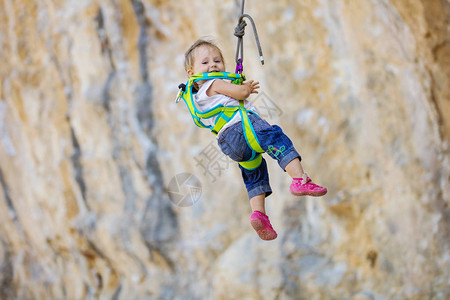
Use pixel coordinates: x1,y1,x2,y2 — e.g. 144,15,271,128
0,0,449,299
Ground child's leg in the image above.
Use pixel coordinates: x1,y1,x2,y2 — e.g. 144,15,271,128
284,157,305,179
249,192,277,241
248,116,327,197
250,193,266,214
239,162,277,241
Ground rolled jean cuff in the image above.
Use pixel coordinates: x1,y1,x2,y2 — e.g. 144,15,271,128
279,149,302,171
247,183,272,199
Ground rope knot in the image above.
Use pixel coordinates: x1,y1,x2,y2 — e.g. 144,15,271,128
234,19,247,38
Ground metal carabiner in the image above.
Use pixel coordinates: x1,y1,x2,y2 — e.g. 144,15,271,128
175,83,186,103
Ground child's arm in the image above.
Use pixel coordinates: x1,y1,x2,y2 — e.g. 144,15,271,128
207,79,260,100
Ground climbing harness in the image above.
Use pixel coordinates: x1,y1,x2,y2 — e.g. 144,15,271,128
176,0,265,170
176,72,263,170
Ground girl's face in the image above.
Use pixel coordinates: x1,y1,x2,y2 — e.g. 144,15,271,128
187,45,225,77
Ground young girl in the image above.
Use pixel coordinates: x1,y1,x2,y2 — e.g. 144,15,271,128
184,39,327,241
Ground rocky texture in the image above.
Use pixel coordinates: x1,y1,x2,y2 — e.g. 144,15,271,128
0,0,449,299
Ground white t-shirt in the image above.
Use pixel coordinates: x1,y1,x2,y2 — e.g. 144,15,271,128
194,79,258,138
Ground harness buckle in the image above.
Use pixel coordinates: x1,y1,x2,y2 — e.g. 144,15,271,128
175,83,186,103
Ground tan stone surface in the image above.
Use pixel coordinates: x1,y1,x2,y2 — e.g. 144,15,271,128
0,0,449,299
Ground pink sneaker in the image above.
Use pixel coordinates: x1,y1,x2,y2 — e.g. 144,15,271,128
250,211,277,241
290,173,327,197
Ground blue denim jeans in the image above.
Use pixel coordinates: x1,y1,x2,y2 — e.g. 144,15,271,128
217,113,301,199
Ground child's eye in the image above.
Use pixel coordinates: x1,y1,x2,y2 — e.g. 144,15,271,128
215,60,221,63
202,62,208,64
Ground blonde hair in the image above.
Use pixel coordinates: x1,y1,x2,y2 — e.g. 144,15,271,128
184,38,225,72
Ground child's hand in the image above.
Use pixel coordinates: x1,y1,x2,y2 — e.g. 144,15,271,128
243,80,260,95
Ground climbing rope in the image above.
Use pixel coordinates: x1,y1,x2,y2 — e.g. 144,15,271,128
234,0,264,74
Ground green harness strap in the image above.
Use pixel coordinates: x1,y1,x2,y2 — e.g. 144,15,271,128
177,72,264,170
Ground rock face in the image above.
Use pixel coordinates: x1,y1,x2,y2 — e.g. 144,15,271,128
0,0,449,299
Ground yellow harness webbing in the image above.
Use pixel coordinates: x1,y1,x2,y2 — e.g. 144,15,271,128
176,72,264,170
